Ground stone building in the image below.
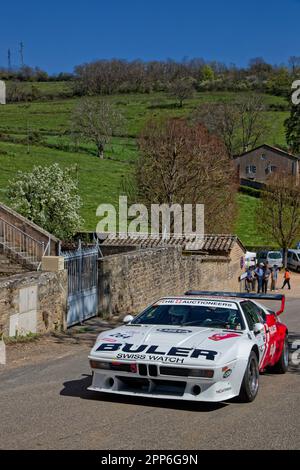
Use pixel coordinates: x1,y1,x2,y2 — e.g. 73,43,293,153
0,202,67,337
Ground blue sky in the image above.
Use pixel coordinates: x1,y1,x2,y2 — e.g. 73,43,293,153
1,0,299,73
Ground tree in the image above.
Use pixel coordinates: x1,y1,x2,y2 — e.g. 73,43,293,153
136,118,237,233
168,78,195,107
201,64,215,81
266,67,290,97
6,163,83,240
256,173,300,266
248,57,273,82
193,93,269,157
193,102,239,157
285,104,300,155
288,56,300,75
238,93,268,152
71,97,123,158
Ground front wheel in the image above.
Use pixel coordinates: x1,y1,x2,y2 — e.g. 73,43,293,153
238,351,259,403
272,335,289,374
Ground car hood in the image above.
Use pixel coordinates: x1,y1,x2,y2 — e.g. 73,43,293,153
90,324,245,366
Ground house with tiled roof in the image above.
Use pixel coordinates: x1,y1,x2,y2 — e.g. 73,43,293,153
234,144,299,186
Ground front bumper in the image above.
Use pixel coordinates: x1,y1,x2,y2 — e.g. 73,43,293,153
88,357,244,402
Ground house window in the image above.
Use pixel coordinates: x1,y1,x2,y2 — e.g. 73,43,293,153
265,165,277,175
292,161,297,175
246,165,256,175
261,154,266,160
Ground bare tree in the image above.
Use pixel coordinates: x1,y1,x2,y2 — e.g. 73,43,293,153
71,98,123,158
288,56,300,75
168,78,195,107
237,93,268,152
193,102,239,156
193,93,269,157
248,57,273,83
136,118,237,233
256,173,300,266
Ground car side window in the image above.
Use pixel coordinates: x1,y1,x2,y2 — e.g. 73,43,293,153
241,301,265,330
251,302,266,322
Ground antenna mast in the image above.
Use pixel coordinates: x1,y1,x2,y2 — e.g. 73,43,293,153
7,49,11,70
19,42,24,67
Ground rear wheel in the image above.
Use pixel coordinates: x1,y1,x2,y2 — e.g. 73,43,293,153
272,335,289,374
238,351,259,403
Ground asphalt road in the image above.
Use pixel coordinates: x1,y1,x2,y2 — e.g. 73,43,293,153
0,298,299,450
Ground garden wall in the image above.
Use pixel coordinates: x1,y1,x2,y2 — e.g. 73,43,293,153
98,244,244,317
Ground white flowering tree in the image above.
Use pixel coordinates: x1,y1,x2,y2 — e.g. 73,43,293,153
6,163,83,240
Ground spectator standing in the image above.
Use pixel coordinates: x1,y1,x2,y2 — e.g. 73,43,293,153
245,267,254,292
262,264,271,293
281,268,291,290
255,263,264,293
271,265,279,291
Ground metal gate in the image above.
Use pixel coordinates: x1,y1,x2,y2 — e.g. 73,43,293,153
63,245,99,327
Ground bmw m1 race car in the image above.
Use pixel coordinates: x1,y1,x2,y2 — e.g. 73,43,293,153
88,291,289,403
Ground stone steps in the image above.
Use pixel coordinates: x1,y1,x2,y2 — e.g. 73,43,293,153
0,242,39,270
0,245,39,275
0,251,32,276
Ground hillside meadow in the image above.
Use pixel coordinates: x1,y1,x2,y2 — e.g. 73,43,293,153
0,86,290,244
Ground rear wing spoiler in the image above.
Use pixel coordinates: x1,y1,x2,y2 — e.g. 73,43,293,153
184,291,285,316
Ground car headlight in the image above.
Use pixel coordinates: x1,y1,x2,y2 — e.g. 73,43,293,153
160,366,214,378
188,369,214,378
90,360,111,370
89,360,138,373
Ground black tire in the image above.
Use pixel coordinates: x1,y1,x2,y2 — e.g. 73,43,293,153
272,335,289,374
238,351,259,403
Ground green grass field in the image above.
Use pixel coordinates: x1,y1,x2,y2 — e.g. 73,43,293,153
0,86,290,244
235,193,274,247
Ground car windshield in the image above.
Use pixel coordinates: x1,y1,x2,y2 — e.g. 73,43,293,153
268,252,282,259
131,300,245,330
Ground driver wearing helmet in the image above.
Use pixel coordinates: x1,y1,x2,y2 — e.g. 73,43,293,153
168,305,190,325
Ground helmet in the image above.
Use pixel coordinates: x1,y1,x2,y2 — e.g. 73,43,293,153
168,305,189,325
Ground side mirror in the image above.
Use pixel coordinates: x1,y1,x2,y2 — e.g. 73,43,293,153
253,323,264,335
123,314,134,324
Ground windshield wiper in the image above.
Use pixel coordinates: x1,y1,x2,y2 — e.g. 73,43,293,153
182,319,230,327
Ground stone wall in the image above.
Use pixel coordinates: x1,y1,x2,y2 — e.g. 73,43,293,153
0,270,67,337
99,243,244,317
100,245,138,257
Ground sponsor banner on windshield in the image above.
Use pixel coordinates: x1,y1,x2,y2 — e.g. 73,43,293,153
158,298,238,310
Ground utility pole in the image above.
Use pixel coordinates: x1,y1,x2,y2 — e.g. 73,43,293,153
19,42,24,67
7,49,11,70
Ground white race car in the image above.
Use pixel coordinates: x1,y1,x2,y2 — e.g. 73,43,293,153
88,291,288,403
